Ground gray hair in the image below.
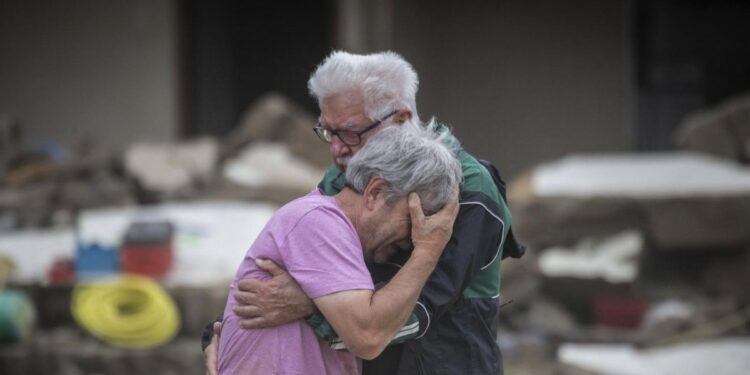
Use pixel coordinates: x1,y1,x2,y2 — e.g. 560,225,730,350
308,51,421,124
345,122,462,214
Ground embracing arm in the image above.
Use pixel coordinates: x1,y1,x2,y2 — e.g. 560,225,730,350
231,259,314,328
312,192,457,359
226,192,472,352
313,247,440,359
308,191,505,348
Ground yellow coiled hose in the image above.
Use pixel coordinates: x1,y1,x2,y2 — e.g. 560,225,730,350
71,274,180,349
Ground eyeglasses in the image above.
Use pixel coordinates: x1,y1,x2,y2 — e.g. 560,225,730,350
313,110,399,146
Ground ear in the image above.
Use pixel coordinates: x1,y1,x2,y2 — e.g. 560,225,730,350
394,109,412,125
362,177,388,210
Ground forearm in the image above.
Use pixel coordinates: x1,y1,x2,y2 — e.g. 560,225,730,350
315,190,458,359
325,250,438,359
365,250,436,340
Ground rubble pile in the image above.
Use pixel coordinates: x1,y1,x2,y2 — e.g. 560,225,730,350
0,94,327,233
677,93,750,165
503,134,750,373
0,94,328,374
2,92,749,373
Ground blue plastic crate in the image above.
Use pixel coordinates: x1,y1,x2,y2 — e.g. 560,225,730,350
75,242,119,279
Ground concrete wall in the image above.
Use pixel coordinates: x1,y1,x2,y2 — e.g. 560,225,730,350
392,0,635,178
0,0,178,152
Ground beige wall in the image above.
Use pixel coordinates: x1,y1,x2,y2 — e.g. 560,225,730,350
392,0,635,178
0,0,178,152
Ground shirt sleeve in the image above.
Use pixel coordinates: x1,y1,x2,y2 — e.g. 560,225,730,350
280,206,374,299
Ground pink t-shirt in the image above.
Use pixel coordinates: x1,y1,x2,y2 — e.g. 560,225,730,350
218,191,374,375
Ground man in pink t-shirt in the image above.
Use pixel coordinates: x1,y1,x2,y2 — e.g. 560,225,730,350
218,125,462,374
219,192,372,374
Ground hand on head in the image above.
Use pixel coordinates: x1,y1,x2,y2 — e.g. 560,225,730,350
408,189,459,261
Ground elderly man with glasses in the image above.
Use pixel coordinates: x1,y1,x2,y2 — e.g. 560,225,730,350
204,51,521,375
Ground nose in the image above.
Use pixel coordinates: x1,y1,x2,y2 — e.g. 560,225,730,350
329,136,350,158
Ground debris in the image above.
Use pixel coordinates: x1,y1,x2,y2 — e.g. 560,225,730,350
222,93,330,169
500,246,541,308
498,331,555,375
120,221,174,279
0,256,14,289
539,231,643,283
0,229,76,283
645,305,750,348
531,153,750,199
75,242,119,280
593,295,648,329
676,93,750,164
222,141,324,191
47,258,75,285
526,298,578,336
511,153,750,249
71,275,180,349
558,338,750,375
641,298,695,331
536,231,644,325
0,290,36,344
702,251,750,302
559,343,651,375
124,137,218,195
77,201,276,286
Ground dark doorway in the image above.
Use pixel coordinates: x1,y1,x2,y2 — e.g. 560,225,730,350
184,1,335,136
635,0,750,150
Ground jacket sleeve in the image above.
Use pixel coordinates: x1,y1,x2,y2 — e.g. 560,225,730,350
417,191,505,321
306,191,505,349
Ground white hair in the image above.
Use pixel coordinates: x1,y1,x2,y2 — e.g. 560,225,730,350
345,122,462,214
308,51,421,124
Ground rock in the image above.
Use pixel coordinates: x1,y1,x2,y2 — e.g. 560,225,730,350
222,93,330,169
526,298,579,336
676,93,750,164
510,153,750,250
124,137,218,195
500,246,541,308
222,141,324,191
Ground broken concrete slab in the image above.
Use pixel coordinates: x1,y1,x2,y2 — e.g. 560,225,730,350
558,338,750,375
510,153,750,250
223,93,330,169
222,141,324,192
124,137,218,195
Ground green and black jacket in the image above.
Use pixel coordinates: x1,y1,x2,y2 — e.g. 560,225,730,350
312,124,512,375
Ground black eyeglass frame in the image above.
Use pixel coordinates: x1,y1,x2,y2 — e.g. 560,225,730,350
313,110,399,146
